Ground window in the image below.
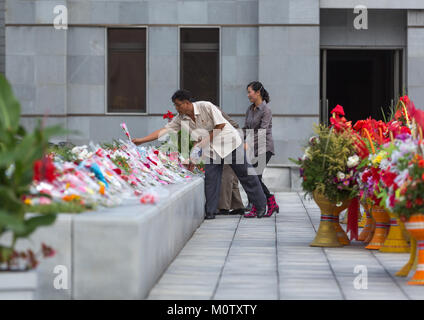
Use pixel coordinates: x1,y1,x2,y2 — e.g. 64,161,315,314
180,28,220,105
107,28,146,113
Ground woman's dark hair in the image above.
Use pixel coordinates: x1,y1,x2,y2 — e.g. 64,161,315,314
247,81,270,103
171,89,196,102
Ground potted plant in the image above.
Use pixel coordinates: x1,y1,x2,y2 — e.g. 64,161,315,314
290,108,362,247
353,106,414,251
0,74,64,298
390,140,424,285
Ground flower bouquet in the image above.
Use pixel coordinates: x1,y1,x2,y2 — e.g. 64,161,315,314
290,114,362,247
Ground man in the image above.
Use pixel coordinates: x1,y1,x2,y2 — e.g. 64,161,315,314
216,110,245,215
217,164,245,215
132,89,267,220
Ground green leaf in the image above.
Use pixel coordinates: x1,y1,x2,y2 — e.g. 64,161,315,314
14,213,57,238
0,73,21,132
0,211,25,233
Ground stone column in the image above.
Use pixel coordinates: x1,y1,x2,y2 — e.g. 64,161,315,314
258,0,320,165
407,10,424,108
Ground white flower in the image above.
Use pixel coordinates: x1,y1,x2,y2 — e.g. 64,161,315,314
72,145,87,154
347,155,359,168
394,169,409,187
71,145,93,160
309,136,319,145
337,172,346,180
379,158,391,170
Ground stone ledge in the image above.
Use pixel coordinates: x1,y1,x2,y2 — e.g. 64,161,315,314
3,177,205,300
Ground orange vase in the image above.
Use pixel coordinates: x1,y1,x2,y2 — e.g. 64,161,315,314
358,202,375,242
404,214,424,285
365,206,390,250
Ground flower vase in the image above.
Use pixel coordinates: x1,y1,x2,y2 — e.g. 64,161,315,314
404,214,424,285
334,201,352,245
379,211,410,253
358,202,375,242
365,206,390,250
396,238,417,277
358,204,368,228
310,190,349,248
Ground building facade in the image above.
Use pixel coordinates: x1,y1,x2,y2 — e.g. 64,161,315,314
4,1,424,183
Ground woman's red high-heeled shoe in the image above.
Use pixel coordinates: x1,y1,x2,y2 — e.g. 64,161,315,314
264,195,279,217
244,204,257,218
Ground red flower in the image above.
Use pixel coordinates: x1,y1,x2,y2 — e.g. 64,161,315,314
41,243,56,258
96,149,104,157
362,170,372,183
330,116,351,132
27,249,39,269
33,156,56,183
353,120,366,132
382,171,397,188
113,168,122,175
401,126,411,135
400,95,410,105
330,104,345,117
163,110,174,120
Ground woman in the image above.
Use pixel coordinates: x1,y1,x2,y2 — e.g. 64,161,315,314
243,81,279,218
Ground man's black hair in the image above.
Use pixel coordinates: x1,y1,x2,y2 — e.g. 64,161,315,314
171,89,195,102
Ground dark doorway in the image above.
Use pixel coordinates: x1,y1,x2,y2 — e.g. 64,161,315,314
320,49,403,124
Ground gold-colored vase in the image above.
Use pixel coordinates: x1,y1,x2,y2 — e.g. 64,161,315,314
404,214,424,285
365,206,390,250
358,202,375,242
379,211,410,253
358,208,367,228
396,238,417,277
334,202,352,245
310,190,349,248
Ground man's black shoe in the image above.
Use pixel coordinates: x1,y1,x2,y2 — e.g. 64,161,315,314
256,207,266,219
205,212,216,220
216,209,230,215
229,208,245,215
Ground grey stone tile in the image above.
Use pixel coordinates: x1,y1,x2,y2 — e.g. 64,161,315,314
147,192,420,300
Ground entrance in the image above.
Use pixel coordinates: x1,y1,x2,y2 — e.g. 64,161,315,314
320,49,404,125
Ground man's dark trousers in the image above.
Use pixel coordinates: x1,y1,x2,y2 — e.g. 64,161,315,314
204,144,267,214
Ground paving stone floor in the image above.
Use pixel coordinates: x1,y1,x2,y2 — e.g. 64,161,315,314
147,192,424,300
